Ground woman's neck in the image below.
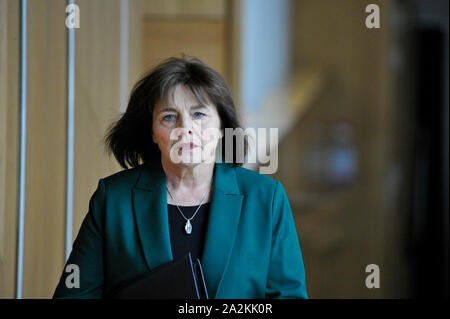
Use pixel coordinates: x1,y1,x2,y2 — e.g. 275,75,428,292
161,158,215,205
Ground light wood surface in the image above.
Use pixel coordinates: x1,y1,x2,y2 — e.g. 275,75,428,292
0,0,19,299
21,0,67,298
72,0,122,246
142,19,227,77
272,0,414,298
129,0,229,89
140,0,226,18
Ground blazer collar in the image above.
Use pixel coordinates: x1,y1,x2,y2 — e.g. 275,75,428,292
134,160,241,195
132,161,243,298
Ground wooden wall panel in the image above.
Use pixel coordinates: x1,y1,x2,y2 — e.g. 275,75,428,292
0,0,19,299
129,0,229,95
142,19,227,77
22,0,67,298
229,0,241,112
72,0,122,242
274,0,413,298
140,0,226,18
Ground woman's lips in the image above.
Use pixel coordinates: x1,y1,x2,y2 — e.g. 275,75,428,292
179,142,199,150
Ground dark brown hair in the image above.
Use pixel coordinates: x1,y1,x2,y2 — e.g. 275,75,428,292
105,56,247,169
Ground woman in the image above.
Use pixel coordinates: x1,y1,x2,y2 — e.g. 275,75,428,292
53,57,308,299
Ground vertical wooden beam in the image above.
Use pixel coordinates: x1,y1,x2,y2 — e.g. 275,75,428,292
229,0,241,114
22,0,67,298
0,0,19,299
72,0,122,243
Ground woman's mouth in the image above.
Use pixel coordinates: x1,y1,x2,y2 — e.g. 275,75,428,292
179,142,198,151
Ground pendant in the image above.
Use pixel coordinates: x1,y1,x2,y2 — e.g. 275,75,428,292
185,220,192,235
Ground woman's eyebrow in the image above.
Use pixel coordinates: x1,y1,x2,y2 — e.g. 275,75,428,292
159,104,207,113
190,105,208,111
158,107,178,113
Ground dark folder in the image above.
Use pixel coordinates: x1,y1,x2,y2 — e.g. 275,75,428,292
107,252,208,299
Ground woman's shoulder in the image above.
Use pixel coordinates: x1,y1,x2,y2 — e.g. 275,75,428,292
233,164,278,183
230,165,290,213
231,164,280,193
99,163,281,194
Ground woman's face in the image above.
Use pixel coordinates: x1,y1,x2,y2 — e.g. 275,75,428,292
152,85,223,167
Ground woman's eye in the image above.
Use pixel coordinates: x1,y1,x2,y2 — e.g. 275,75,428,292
193,112,206,119
162,114,176,122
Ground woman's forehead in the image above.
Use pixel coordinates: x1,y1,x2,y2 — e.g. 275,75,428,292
158,85,213,110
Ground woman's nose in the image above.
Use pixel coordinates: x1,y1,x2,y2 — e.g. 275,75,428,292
178,115,194,135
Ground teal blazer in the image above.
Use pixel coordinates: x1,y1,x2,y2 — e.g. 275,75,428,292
53,162,308,299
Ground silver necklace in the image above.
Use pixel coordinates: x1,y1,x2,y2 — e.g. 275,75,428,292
166,186,209,235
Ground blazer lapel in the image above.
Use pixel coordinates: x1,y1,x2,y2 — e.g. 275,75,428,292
201,163,244,298
131,161,244,299
132,162,173,271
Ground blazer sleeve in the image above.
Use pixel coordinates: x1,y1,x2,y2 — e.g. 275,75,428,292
53,179,106,299
265,181,308,299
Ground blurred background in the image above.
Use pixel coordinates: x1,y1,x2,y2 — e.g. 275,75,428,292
0,0,448,299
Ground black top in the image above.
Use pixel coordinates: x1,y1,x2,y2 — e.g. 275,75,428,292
168,203,211,262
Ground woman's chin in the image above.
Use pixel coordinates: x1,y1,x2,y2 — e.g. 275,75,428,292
169,158,214,168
